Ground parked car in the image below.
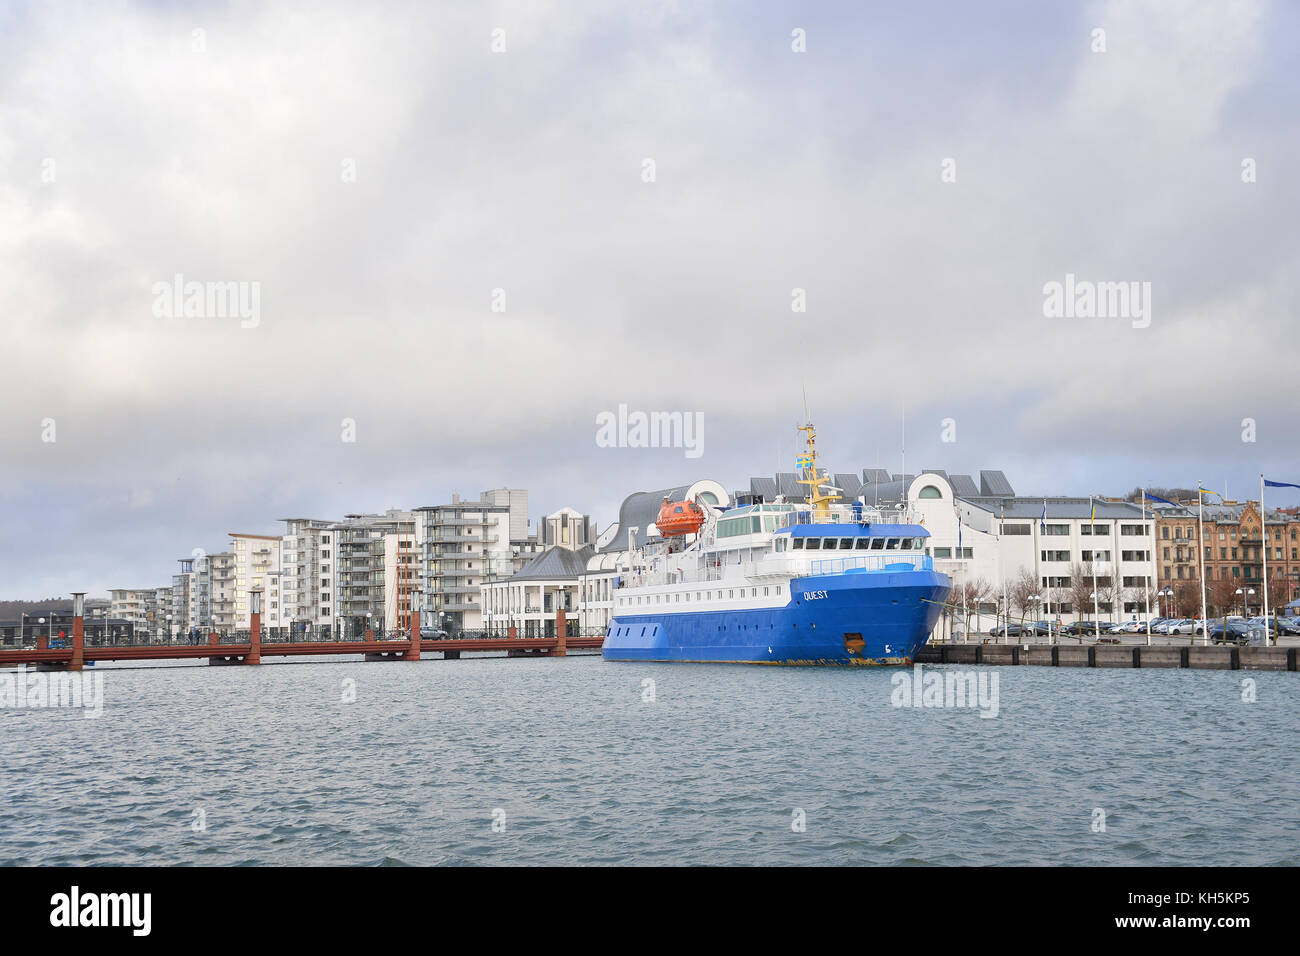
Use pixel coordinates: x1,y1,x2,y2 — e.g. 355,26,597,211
419,628,450,639
988,623,1022,637
1279,618,1300,636
1164,619,1195,635
1208,621,1264,645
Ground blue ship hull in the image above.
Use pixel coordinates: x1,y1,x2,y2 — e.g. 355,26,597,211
602,568,950,666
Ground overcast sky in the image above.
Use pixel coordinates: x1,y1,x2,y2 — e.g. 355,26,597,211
2,0,1298,597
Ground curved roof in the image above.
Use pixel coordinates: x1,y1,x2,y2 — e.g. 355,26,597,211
511,544,595,581
597,479,729,553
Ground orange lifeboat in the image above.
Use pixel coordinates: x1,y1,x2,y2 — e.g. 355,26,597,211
656,497,706,537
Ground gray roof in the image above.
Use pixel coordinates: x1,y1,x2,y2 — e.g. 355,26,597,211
962,497,1144,519
979,470,1015,497
511,544,595,581
862,468,891,484
949,474,981,497
776,472,804,498
833,473,864,499
750,476,778,499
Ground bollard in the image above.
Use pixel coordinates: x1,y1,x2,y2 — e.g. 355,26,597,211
70,592,85,671
246,589,263,666
404,607,421,662
553,609,567,657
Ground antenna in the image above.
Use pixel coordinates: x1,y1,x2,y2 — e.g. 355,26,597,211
802,383,810,424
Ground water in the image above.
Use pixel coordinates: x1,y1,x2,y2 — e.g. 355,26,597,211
2,655,1297,865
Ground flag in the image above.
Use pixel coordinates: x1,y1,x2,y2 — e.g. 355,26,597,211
1040,500,1047,533
1264,478,1300,489
1089,497,1096,523
1144,491,1177,506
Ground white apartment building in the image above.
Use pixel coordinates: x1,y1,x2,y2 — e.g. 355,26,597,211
208,550,237,632
279,518,337,638
228,533,283,633
416,496,513,633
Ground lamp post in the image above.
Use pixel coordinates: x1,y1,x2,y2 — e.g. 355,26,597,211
1090,591,1100,640
1029,593,1041,643
1158,586,1173,619
1235,587,1255,617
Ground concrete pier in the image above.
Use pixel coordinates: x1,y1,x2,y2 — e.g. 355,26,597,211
915,643,1296,671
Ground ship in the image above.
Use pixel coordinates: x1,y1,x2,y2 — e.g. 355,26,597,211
601,422,952,665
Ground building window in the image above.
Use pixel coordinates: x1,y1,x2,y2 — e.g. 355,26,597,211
919,485,942,499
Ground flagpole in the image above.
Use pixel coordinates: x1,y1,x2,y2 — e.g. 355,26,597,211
958,509,967,644
1090,496,1099,640
1041,497,1051,644
999,503,1007,644
1261,473,1270,646
1197,482,1209,646
1142,488,1151,646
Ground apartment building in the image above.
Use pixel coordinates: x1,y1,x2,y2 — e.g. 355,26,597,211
279,518,337,638
228,533,283,633
108,588,152,631
209,551,237,632
331,510,416,637
1152,499,1300,615
415,496,511,633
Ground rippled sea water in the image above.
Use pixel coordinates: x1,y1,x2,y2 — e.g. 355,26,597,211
2,654,1297,865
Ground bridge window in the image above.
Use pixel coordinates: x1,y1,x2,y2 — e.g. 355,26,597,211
823,538,838,550
885,538,901,550
839,538,854,549
855,538,871,550
792,538,804,550
870,538,886,550
805,538,822,550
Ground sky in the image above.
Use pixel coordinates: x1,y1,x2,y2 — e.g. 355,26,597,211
1,0,1298,597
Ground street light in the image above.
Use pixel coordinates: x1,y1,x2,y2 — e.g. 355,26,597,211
1235,587,1255,617
1090,592,1100,640
1158,586,1174,618
1029,593,1042,642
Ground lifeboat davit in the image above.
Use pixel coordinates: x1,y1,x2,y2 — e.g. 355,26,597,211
656,497,706,537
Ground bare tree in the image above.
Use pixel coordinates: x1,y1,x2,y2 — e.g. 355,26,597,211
1009,568,1038,626
956,576,993,637
1068,562,1095,628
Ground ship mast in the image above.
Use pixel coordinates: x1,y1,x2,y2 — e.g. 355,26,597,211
796,422,840,517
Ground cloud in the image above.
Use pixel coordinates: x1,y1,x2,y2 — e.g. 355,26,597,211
0,0,1296,595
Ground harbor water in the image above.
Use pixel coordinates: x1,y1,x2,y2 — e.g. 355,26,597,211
2,655,1296,865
